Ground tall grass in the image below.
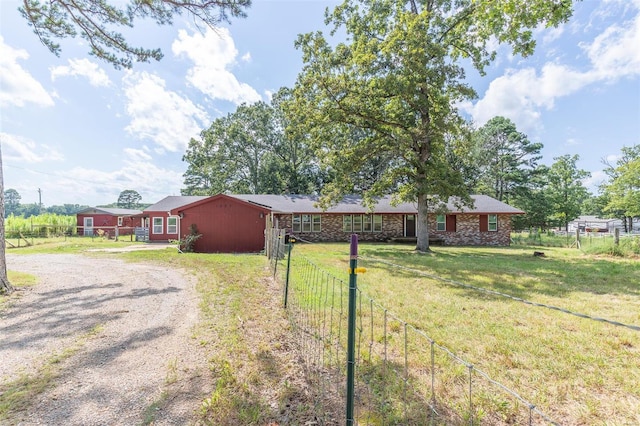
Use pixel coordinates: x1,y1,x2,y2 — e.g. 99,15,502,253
4,214,76,238
512,231,640,256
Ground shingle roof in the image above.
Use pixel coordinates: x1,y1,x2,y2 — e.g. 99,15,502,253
230,194,524,215
144,196,209,212
76,207,142,216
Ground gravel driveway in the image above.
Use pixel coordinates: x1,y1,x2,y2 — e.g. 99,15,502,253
1,253,208,425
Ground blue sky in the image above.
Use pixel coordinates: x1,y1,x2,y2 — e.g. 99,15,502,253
1,0,638,208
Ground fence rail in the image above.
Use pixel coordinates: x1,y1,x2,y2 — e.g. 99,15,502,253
268,233,559,425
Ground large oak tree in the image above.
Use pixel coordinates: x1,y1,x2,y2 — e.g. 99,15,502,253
289,0,575,252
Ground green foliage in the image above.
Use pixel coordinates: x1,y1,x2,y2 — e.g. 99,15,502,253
117,189,142,209
547,154,590,230
182,90,322,196
289,0,575,251
473,116,543,203
4,213,76,238
601,144,640,220
18,0,251,69
180,224,202,253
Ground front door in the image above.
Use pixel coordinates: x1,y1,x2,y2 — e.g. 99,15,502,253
84,217,94,236
405,215,416,237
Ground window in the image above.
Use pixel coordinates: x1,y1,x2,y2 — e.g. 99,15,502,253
373,215,382,232
293,214,321,232
117,217,123,226
488,214,498,231
343,215,352,232
363,215,372,232
167,217,178,234
436,215,446,231
153,217,163,234
352,214,363,232
343,214,383,232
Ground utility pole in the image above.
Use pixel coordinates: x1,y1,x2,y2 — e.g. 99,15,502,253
38,188,42,213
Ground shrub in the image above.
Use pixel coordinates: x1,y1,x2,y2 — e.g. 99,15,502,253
180,224,202,253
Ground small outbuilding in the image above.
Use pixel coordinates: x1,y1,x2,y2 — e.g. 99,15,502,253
76,207,143,236
172,194,272,253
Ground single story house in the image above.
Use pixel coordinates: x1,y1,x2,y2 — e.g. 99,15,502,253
76,207,143,236
141,195,209,243
141,193,524,253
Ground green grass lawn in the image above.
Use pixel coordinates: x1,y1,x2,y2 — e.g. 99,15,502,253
287,242,640,425
4,239,638,424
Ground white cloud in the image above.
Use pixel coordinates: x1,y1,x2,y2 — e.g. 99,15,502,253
0,37,54,108
583,169,608,191
172,27,261,105
50,58,112,87
542,26,565,44
57,159,184,206
124,147,152,162
582,5,640,80
0,132,64,163
123,71,209,153
465,4,640,133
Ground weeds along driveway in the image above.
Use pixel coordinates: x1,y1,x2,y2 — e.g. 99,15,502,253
0,253,208,425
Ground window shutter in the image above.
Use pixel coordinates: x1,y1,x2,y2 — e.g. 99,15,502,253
479,215,488,232
446,215,456,232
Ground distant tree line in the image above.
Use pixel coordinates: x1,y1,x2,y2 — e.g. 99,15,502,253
2,189,151,218
3,189,88,218
181,95,639,233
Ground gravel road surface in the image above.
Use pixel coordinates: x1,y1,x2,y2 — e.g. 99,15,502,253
1,253,208,425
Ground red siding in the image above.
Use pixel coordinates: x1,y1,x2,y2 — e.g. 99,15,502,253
148,214,180,242
178,196,269,253
76,214,142,236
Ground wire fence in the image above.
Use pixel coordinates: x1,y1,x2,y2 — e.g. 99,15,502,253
269,235,560,425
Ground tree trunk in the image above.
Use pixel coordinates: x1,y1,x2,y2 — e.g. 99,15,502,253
415,192,431,253
0,144,15,294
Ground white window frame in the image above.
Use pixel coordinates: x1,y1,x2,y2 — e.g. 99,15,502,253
117,217,123,226
436,214,446,231
167,216,178,234
312,215,321,232
293,214,321,233
373,215,382,232
152,217,163,234
344,214,383,233
488,214,498,232
363,215,372,232
343,215,353,232
292,215,301,233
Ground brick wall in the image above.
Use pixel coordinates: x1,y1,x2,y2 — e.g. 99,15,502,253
274,213,513,246
274,213,403,243
430,214,512,246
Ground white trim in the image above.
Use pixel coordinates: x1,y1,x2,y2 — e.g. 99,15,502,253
152,217,163,234
167,216,178,234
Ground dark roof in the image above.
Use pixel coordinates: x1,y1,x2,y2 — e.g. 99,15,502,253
230,194,524,215
144,196,209,212
76,207,142,216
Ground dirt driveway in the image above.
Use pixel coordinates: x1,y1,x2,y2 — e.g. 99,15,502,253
1,253,208,425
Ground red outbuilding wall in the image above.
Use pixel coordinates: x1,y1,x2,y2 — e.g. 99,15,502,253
76,214,142,236
177,195,269,253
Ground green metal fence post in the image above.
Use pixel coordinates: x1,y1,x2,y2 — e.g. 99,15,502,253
284,239,294,308
346,234,358,425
